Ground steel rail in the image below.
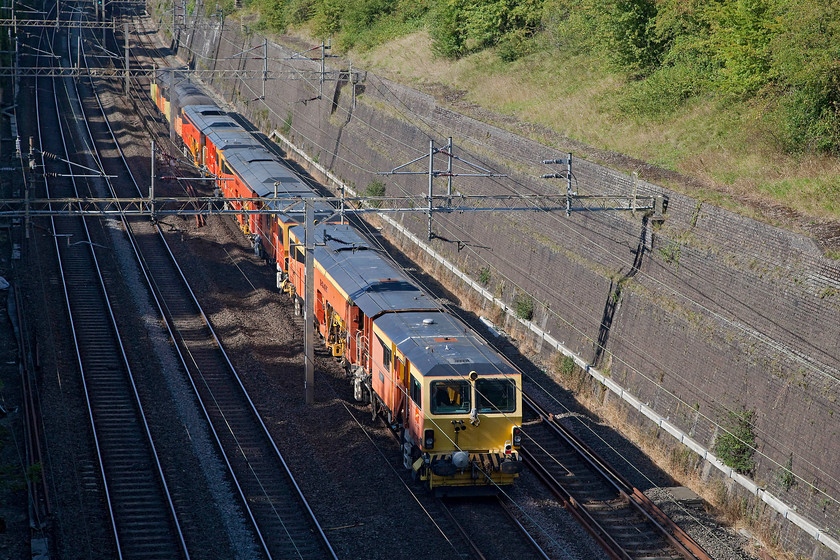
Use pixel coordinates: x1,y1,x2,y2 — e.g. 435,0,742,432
30,13,189,558
79,15,337,558
494,496,553,560
68,19,194,557
12,279,52,535
521,446,630,559
437,499,488,560
34,23,123,559
79,31,272,557
522,393,712,560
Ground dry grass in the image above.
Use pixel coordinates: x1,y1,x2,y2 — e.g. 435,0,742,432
346,30,840,227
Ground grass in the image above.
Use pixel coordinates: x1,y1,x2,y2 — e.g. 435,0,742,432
348,30,840,225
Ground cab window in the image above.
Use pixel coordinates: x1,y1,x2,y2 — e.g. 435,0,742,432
410,375,422,406
431,380,470,414
377,336,391,369
476,379,516,413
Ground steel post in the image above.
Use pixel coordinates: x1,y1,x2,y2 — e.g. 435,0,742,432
428,140,434,240
304,199,315,404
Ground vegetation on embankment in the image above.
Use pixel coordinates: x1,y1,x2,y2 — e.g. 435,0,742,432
217,0,840,226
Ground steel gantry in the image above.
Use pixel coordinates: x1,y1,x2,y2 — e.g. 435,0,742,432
0,193,664,219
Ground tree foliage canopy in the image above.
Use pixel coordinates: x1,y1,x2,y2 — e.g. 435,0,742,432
242,0,840,154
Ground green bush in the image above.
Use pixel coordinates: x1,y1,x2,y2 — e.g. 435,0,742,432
430,0,544,59
513,292,534,320
363,180,386,208
250,0,289,32
287,0,317,23
713,409,757,475
605,0,666,75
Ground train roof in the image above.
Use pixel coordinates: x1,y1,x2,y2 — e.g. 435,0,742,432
208,128,263,151
155,71,216,107
292,222,437,317
182,105,236,130
269,195,335,221
180,106,262,151
220,147,333,216
375,310,519,379
224,147,309,197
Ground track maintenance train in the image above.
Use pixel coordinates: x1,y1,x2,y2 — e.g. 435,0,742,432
152,71,524,495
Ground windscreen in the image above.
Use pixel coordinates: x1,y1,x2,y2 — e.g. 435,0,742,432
476,378,516,413
430,380,471,414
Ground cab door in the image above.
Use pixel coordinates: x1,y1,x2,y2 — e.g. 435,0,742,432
406,365,422,443
392,356,404,421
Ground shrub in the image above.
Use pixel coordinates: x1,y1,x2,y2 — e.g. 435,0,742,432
430,0,544,59
311,0,345,37
363,180,386,208
251,0,288,32
513,292,534,320
478,266,491,285
713,409,757,475
287,0,317,23
560,354,575,375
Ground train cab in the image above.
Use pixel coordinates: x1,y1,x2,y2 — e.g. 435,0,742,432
371,310,523,495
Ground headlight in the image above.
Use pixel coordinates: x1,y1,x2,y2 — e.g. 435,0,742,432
452,451,469,469
424,429,435,449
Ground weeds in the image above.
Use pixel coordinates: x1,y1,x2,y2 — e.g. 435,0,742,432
281,110,292,136
778,454,795,491
512,292,534,321
560,355,575,376
363,180,386,208
714,409,757,475
659,241,681,268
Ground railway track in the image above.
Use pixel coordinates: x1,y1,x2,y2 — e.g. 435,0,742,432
31,14,190,559
71,12,337,560
439,496,554,560
375,412,554,559
10,269,52,548
520,394,712,560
